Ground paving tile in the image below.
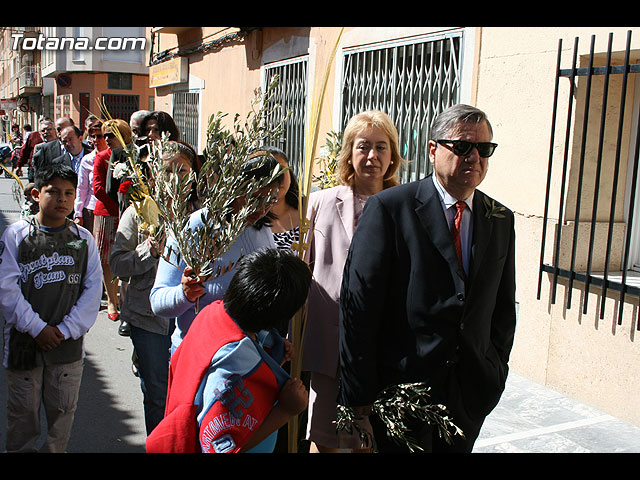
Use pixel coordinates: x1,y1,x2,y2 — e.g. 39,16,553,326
473,373,640,453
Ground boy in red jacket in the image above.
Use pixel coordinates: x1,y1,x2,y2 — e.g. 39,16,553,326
147,248,311,453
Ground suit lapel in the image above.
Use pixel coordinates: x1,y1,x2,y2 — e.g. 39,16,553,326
414,177,466,282
64,152,73,169
335,185,355,240
469,190,493,285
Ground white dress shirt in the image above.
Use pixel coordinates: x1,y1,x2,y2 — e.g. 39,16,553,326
74,149,98,218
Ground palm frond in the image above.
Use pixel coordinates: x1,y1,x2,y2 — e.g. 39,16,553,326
287,27,345,453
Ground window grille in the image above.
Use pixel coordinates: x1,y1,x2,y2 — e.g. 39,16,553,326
263,57,308,175
537,30,640,327
173,90,200,151
340,31,463,183
101,94,139,122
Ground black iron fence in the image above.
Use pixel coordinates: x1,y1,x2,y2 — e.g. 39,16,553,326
537,30,640,328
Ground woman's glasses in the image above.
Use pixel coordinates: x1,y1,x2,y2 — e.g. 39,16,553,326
436,139,498,158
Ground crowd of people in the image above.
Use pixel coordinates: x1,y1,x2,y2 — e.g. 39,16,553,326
0,103,516,454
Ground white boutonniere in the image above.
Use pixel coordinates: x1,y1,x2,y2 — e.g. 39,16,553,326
483,196,506,219
112,162,129,179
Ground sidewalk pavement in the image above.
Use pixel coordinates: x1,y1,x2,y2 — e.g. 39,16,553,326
473,372,640,453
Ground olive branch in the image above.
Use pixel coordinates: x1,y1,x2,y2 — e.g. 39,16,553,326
91,79,287,313
483,196,507,219
313,130,343,190
335,382,464,452
146,76,287,311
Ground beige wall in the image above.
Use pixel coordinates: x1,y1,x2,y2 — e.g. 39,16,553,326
151,27,267,152
151,26,348,155
475,26,640,426
476,27,640,218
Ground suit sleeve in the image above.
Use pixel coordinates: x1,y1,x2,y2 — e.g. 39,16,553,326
456,208,517,419
490,212,517,368
32,144,43,171
338,195,394,407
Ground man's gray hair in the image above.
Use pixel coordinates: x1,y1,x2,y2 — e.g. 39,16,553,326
130,110,152,124
429,104,493,140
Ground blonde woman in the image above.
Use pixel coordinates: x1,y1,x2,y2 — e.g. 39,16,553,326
92,119,132,322
302,110,403,453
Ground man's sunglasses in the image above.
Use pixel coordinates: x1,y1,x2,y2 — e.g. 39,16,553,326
436,139,498,158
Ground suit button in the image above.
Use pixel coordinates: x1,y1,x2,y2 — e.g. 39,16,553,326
459,323,465,330
457,293,464,301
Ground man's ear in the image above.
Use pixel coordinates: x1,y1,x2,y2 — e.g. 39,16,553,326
427,139,437,164
31,187,41,204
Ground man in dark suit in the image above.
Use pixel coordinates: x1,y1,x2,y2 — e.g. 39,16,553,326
33,118,71,173
52,126,92,174
338,104,516,453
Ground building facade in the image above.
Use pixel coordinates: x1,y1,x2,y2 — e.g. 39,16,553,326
1,26,153,141
147,26,640,429
0,27,44,140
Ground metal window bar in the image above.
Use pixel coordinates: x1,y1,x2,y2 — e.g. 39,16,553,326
537,30,640,327
172,91,200,151
101,94,139,122
340,33,462,184
263,58,308,176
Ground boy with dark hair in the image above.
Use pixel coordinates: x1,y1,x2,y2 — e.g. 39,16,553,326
147,248,311,453
0,164,103,452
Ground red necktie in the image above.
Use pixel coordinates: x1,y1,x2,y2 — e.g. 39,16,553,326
451,201,466,276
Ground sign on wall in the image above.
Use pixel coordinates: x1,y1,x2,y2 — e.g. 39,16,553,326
149,57,188,88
